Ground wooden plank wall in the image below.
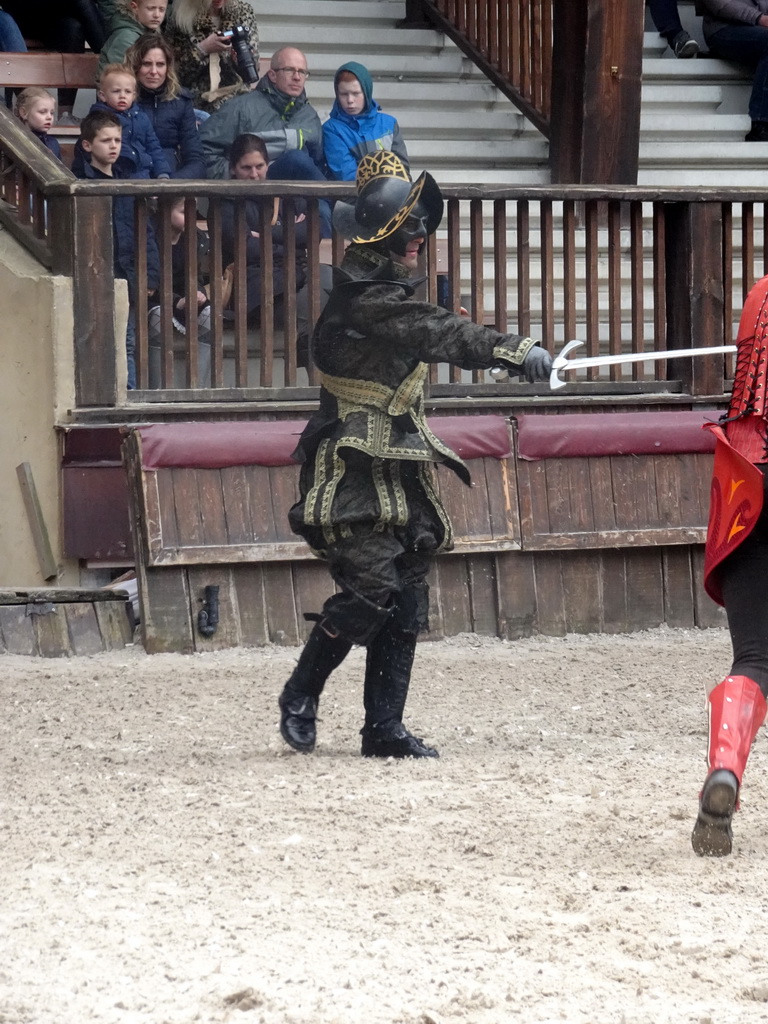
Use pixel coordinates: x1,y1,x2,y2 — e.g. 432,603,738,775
124,428,726,654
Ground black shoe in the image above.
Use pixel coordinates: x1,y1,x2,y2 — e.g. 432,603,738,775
278,692,318,752
746,120,768,142
672,30,699,59
691,769,738,857
360,721,439,759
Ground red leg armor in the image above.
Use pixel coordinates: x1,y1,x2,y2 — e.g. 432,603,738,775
692,675,767,857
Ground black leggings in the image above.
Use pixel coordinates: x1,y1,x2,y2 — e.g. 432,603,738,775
720,472,768,694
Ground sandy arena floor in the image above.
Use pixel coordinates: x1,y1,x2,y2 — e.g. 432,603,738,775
2,626,768,1024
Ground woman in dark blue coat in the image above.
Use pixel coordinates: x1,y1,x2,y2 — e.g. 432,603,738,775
127,32,206,179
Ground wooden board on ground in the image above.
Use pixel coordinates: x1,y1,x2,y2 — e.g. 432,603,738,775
0,589,133,657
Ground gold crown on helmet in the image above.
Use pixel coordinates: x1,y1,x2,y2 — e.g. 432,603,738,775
352,153,440,246
355,151,410,193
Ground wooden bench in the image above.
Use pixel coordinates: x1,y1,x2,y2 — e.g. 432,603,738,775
2,51,99,165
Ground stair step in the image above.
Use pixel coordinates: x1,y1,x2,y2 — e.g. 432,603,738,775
642,56,751,82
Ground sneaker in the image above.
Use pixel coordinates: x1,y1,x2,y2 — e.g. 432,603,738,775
360,721,439,759
672,30,699,59
745,120,768,142
56,112,81,126
691,768,738,857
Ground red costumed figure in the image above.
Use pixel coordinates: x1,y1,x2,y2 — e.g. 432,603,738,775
693,275,768,856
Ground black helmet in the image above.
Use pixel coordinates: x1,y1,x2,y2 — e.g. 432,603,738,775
332,152,443,254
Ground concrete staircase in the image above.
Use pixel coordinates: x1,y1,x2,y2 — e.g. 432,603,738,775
639,6,762,187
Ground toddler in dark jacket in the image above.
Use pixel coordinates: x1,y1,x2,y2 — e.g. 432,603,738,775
16,88,62,162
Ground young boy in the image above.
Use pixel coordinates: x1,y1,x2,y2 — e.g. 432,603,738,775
322,61,409,182
75,109,160,389
98,0,168,73
76,63,171,179
16,88,62,161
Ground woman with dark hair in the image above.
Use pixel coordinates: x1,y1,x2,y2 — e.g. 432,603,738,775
127,32,205,178
219,133,307,321
165,0,258,112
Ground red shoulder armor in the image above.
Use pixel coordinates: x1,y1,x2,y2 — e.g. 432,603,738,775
703,424,764,605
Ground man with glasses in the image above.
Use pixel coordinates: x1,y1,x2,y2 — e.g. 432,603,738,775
200,46,330,232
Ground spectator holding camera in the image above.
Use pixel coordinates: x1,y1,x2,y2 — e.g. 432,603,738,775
165,0,259,113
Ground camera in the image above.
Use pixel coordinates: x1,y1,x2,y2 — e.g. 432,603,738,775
220,26,259,85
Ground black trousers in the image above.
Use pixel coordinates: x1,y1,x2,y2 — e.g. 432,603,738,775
720,471,768,694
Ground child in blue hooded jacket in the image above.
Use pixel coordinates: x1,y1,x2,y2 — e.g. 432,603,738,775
322,61,409,181
73,63,171,179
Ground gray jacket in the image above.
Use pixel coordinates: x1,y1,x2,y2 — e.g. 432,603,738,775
199,75,324,179
698,0,768,37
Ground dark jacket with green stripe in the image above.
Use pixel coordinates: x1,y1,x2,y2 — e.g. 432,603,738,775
288,245,534,556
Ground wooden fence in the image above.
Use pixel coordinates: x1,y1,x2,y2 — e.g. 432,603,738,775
3,107,768,408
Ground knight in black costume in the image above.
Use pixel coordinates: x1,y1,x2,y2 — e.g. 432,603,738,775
279,152,553,759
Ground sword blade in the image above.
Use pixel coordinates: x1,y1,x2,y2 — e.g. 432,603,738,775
550,341,737,390
560,345,736,372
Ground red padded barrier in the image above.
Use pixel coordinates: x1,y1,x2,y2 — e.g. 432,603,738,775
135,415,512,470
515,410,720,460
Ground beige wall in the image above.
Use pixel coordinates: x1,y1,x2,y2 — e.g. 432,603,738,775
0,231,79,586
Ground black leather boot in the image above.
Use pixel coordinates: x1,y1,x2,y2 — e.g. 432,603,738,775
360,596,438,759
278,622,352,752
745,120,768,142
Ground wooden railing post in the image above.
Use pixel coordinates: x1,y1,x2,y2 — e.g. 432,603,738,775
549,0,644,184
70,195,118,407
663,202,726,396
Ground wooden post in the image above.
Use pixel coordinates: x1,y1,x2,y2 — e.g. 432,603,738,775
663,202,726,396
549,0,644,184
70,195,118,407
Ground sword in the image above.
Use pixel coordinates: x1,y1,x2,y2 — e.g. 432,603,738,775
550,339,737,390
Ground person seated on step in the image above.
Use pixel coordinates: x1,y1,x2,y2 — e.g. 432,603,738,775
697,0,768,140
164,0,259,114
126,32,207,178
322,60,409,181
147,195,212,388
647,0,700,57
98,0,167,74
199,46,331,235
16,88,62,161
74,109,161,389
72,62,172,177
219,132,309,325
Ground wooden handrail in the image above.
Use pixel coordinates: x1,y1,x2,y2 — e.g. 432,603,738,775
402,0,552,135
403,0,644,184
0,102,762,408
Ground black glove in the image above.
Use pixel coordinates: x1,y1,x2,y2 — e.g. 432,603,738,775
520,345,553,383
